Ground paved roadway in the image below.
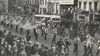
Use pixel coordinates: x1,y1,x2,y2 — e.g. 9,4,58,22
0,23,100,56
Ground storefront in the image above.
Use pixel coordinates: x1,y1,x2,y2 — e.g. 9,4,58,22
59,0,74,14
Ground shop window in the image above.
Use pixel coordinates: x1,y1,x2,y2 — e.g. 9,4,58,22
79,2,81,8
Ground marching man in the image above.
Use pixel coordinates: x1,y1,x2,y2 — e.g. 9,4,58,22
73,35,81,55
96,39,100,56
44,27,49,40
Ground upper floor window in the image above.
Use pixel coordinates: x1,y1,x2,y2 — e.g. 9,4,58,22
94,2,98,11
89,2,92,10
84,2,86,10
79,2,81,8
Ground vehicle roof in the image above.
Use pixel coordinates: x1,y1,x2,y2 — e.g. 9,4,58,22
34,14,61,18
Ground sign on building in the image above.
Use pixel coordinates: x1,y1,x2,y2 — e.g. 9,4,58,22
59,0,74,4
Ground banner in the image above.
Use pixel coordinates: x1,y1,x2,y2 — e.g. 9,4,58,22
59,0,74,4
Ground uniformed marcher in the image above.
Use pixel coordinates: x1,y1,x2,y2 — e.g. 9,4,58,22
53,27,57,39
44,27,48,40
35,28,40,41
82,40,88,56
64,37,71,52
96,39,100,56
52,34,56,44
87,39,97,56
73,35,80,55
41,26,45,36
56,38,65,56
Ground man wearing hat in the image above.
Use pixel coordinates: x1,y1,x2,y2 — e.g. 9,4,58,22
73,35,80,55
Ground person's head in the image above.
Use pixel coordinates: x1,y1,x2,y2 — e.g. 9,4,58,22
45,46,49,50
13,42,16,45
41,44,44,48
20,47,25,51
90,39,93,42
1,47,4,51
60,38,62,41
7,44,11,49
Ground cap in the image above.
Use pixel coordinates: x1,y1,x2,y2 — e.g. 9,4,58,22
36,42,40,45
28,41,32,44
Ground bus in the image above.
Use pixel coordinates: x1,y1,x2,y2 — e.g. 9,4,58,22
22,14,61,30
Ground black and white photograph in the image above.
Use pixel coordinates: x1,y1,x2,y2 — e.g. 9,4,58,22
0,0,100,56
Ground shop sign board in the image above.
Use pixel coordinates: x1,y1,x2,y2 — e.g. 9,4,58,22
59,0,74,4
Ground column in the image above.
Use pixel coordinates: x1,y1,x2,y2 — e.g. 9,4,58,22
81,1,84,10
92,2,94,11
58,4,60,14
86,2,89,11
97,2,100,11
78,1,79,8
92,2,94,21
54,3,56,14
42,8,43,14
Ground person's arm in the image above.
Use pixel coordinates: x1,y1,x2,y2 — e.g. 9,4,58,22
93,43,97,48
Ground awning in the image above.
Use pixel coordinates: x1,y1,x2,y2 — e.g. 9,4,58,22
79,11,89,15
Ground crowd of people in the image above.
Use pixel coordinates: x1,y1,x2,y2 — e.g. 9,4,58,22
0,14,100,56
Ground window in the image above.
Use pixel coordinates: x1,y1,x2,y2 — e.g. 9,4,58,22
45,0,47,5
94,2,98,11
89,2,92,10
79,2,81,8
84,2,86,10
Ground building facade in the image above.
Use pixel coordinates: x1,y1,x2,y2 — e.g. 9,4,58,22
39,0,48,14
39,0,77,15
19,0,39,14
77,0,100,11
0,0,8,12
74,0,100,22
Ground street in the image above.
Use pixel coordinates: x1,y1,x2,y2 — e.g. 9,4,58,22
0,23,100,56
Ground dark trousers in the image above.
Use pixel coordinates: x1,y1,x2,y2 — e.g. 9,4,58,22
96,50,100,56
27,30,30,36
66,46,69,52
87,47,93,56
41,30,44,36
16,25,18,32
10,24,13,30
20,28,23,34
73,44,78,55
44,33,47,40
83,46,88,56
35,34,38,41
